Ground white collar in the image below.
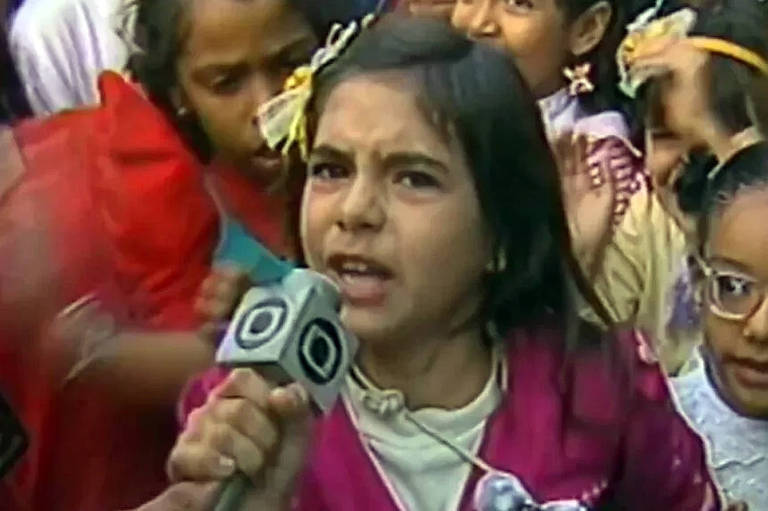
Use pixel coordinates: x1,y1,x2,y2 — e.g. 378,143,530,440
674,350,768,469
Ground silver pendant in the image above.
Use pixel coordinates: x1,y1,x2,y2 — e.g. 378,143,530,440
474,472,588,511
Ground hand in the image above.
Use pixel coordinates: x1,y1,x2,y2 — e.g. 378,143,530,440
50,294,120,382
632,39,734,159
555,133,616,273
167,368,312,509
196,265,252,346
126,482,218,511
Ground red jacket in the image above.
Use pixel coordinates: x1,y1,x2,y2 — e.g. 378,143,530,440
0,72,288,510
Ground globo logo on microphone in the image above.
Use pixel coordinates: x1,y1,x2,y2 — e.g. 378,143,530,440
217,269,358,413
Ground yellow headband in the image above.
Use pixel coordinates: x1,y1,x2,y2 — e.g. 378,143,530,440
618,7,768,97
687,37,768,76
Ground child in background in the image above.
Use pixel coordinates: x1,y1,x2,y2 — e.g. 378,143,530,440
588,0,768,373
170,18,719,511
451,0,652,281
0,1,377,509
671,141,768,510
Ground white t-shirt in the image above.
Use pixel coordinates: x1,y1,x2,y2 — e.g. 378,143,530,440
9,0,133,115
343,359,502,511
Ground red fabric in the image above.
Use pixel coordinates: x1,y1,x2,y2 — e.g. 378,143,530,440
0,72,286,510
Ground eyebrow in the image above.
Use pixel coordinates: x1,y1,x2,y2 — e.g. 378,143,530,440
382,151,449,174
191,35,315,79
310,144,355,168
263,36,316,64
310,146,450,174
193,62,246,79
708,255,757,275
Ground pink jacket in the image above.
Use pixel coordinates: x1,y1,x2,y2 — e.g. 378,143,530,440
180,328,720,510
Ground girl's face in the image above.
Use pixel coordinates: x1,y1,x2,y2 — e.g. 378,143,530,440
301,74,493,347
644,125,698,233
451,0,571,97
702,187,768,418
176,0,317,180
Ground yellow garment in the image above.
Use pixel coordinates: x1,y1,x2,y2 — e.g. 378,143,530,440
584,187,700,374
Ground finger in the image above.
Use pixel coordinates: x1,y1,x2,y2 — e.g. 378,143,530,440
131,482,219,511
268,383,310,420
205,422,267,478
198,321,228,347
213,368,273,409
197,265,248,301
167,440,237,482
554,131,576,176
212,263,249,281
264,384,312,496
211,398,279,453
574,135,591,173
198,274,220,300
195,295,237,323
631,34,677,60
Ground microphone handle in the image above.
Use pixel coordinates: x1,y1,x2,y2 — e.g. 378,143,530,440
213,472,251,511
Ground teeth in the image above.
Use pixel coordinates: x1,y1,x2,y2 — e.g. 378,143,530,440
341,261,370,273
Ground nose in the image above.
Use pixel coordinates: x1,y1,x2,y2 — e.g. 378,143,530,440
743,296,768,345
337,174,386,233
463,0,501,40
250,72,285,128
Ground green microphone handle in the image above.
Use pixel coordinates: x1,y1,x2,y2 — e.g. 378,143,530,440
213,472,250,511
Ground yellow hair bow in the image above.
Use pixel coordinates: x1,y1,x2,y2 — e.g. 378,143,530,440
257,14,376,162
617,5,768,98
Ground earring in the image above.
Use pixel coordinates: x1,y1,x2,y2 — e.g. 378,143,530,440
176,105,190,117
564,63,595,96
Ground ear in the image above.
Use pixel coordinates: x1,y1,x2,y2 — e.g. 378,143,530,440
568,1,612,58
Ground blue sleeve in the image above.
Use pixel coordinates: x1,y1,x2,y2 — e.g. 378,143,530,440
214,218,294,285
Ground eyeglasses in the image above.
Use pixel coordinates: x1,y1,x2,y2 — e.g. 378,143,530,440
698,258,768,321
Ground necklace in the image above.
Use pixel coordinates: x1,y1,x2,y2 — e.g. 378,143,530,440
347,348,588,511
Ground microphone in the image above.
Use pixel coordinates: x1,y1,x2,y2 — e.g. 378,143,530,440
0,391,28,480
213,268,358,511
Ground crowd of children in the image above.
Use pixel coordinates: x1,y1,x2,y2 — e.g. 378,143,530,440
0,0,766,510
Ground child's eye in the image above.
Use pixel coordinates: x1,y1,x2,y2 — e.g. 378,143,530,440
309,162,349,181
395,170,440,190
717,275,755,298
504,0,534,12
211,73,245,95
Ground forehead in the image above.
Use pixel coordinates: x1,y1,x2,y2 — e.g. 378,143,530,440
181,0,314,65
709,187,768,277
315,74,464,161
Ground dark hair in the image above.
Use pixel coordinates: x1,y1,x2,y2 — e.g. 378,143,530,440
128,0,381,161
637,0,768,214
697,141,768,247
309,17,609,345
556,0,648,118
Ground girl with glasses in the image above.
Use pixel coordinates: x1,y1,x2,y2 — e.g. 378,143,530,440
673,142,768,510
